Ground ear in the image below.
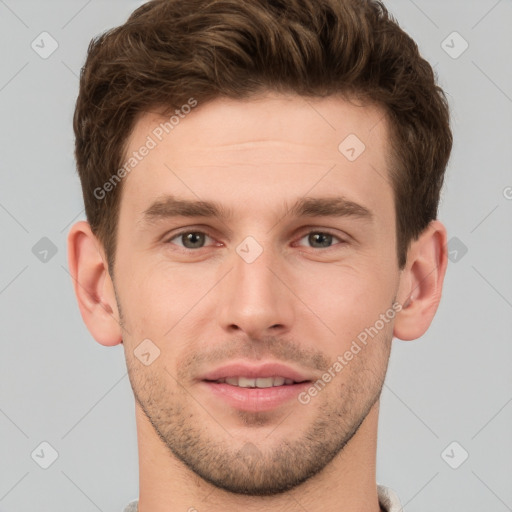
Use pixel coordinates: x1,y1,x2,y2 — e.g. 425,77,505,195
67,221,123,346
393,220,448,341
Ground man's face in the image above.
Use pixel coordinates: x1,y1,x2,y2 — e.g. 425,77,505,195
114,93,401,495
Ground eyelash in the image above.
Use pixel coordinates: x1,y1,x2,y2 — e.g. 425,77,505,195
164,228,347,252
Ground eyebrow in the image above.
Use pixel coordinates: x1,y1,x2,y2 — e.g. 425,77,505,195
140,194,373,225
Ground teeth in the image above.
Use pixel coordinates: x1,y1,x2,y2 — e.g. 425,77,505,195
240,377,259,388
216,376,296,387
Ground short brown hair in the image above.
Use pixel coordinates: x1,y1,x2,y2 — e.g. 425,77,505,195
73,0,452,273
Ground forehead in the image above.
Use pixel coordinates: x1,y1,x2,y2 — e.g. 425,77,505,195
119,93,394,225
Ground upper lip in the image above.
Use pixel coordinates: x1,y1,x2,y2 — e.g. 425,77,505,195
199,362,313,382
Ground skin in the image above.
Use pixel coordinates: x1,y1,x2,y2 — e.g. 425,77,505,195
68,92,448,512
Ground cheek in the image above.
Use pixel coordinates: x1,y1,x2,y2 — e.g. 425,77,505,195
121,260,214,339
116,267,168,336
294,262,396,340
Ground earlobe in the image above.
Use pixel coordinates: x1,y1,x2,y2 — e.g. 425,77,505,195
393,220,448,341
67,221,123,346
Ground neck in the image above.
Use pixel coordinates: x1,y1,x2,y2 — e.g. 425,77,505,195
135,400,383,512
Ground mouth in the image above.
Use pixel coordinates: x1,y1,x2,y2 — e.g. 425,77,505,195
199,361,313,384
198,362,314,412
204,376,310,388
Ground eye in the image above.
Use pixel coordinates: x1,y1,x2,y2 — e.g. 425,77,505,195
164,229,347,252
165,230,215,250
295,231,346,249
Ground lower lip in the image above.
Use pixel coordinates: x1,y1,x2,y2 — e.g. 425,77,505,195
200,381,311,412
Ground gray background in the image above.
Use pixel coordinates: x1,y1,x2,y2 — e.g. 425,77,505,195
1,0,511,510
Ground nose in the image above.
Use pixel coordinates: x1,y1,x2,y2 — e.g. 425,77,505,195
217,240,295,338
